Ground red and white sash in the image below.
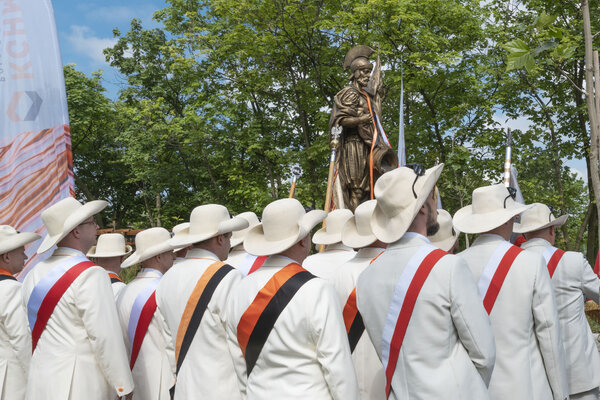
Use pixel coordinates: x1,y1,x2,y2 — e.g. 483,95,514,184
380,243,446,397
477,241,522,314
127,269,161,369
27,255,94,352
239,254,268,276
542,245,565,278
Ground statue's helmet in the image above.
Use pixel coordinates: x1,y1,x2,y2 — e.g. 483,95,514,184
343,45,375,70
350,57,373,73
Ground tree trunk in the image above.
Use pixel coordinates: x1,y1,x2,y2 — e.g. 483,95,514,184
155,193,161,227
582,0,600,265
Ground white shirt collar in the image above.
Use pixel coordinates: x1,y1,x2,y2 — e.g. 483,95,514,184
403,232,431,243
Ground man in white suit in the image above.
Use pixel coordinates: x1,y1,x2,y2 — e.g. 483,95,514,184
226,198,359,399
332,200,387,400
226,212,267,275
155,204,248,400
455,185,569,400
357,164,496,400
0,226,39,400
516,203,600,400
22,197,134,400
118,228,176,400
87,233,132,299
303,209,356,280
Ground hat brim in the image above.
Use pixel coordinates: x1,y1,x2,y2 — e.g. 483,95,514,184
37,200,108,254
342,218,377,249
121,242,174,269
87,245,133,258
312,227,343,246
0,232,41,255
244,210,326,256
431,233,459,252
453,203,532,234
371,164,443,243
169,216,249,248
513,214,568,234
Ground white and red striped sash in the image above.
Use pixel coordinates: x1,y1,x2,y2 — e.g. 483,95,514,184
380,244,447,397
477,241,522,314
239,254,268,276
542,245,565,278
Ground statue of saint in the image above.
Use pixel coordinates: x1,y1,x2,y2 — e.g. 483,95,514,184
330,45,398,211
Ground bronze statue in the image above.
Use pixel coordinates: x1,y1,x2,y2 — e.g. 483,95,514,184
330,45,398,211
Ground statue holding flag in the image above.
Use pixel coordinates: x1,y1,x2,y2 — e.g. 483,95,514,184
329,45,398,211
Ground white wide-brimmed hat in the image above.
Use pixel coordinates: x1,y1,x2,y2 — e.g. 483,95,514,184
0,225,41,255
513,203,568,234
169,204,249,248
37,197,108,254
87,233,132,258
244,198,326,256
453,184,532,234
230,212,260,248
371,164,444,243
312,209,354,245
429,209,460,252
121,227,174,268
342,200,377,248
171,222,190,252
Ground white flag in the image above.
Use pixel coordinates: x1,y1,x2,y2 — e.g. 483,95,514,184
0,0,74,277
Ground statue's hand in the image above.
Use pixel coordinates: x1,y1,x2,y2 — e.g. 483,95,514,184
358,114,373,125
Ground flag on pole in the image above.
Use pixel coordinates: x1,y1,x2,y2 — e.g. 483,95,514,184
398,56,406,166
0,0,74,278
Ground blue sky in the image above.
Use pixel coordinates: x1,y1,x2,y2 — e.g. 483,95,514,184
52,0,166,98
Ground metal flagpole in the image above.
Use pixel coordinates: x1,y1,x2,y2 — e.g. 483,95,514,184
398,55,406,166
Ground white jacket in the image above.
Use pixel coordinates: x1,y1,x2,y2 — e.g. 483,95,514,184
226,245,246,269
21,247,134,400
522,238,600,394
357,233,495,400
117,268,174,400
458,234,569,400
303,243,356,281
332,247,386,400
155,248,242,400
226,255,360,400
0,276,30,400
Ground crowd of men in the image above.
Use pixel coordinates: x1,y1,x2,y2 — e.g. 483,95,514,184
0,162,599,400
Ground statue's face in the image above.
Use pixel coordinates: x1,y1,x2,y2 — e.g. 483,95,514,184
354,66,372,87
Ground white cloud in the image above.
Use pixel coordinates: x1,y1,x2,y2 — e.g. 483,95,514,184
65,25,117,65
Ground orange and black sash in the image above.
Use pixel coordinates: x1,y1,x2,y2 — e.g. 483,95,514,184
175,261,234,373
343,288,363,353
0,268,16,282
237,263,315,376
108,272,122,284
343,251,384,353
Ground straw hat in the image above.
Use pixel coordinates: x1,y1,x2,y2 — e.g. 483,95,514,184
230,212,260,248
121,228,174,268
342,200,377,248
453,184,532,234
37,197,107,254
0,225,41,255
169,204,249,248
171,222,190,252
244,198,326,256
87,233,132,258
312,209,354,246
371,164,444,243
513,203,568,234
429,209,460,252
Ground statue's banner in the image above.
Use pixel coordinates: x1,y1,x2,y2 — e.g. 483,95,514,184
0,0,74,277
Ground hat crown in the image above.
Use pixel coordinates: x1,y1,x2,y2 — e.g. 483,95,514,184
471,184,517,215
323,209,354,235
355,200,377,235
172,223,189,236
135,228,171,254
96,233,127,254
262,199,304,241
429,209,455,242
375,167,421,218
41,197,82,236
520,203,555,227
189,204,230,235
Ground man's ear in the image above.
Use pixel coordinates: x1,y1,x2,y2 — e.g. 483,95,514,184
1,252,10,264
70,227,81,239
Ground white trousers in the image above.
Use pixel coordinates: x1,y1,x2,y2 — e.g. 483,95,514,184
571,387,600,400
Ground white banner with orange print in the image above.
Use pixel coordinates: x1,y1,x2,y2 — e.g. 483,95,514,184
0,0,74,277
